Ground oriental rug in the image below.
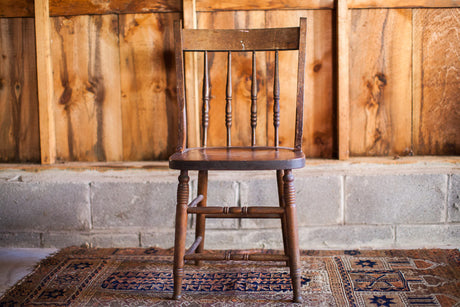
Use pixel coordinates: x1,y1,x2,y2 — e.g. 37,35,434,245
1,247,459,306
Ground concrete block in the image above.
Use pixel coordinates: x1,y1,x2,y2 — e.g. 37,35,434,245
91,182,177,229
91,232,140,248
241,176,342,228
396,225,460,248
0,182,91,231
204,229,284,250
41,232,92,248
298,225,395,249
345,174,446,224
191,180,238,230
448,174,460,222
0,232,41,248
141,230,194,248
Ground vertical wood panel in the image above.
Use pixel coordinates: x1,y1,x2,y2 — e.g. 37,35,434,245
413,9,460,155
349,9,412,156
0,18,40,162
197,11,268,147
120,13,178,160
266,10,334,157
51,15,122,162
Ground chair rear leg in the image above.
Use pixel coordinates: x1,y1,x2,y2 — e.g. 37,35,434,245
195,170,208,266
283,169,302,303
173,170,189,300
276,170,289,266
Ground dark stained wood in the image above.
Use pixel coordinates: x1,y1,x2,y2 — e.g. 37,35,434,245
183,28,300,51
413,9,460,155
185,253,289,262
294,18,307,151
173,170,189,300
225,51,232,146
174,19,186,152
0,18,40,163
171,18,307,303
273,51,280,147
251,51,258,146
170,147,305,170
283,169,302,303
201,51,210,147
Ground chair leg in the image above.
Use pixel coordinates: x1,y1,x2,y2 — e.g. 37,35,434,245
276,170,289,265
195,170,208,266
173,170,189,300
283,169,302,303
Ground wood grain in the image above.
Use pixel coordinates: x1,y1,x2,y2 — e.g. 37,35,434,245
0,18,40,162
349,0,460,8
266,10,334,157
349,9,412,156
413,9,460,155
196,0,334,11
35,0,56,164
1,0,181,18
197,11,268,147
51,15,122,162
120,13,179,160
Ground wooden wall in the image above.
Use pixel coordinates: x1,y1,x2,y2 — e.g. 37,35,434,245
0,0,458,163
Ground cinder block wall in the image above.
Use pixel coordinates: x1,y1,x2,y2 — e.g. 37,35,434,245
0,160,459,249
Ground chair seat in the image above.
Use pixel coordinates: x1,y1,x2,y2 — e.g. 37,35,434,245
169,146,305,170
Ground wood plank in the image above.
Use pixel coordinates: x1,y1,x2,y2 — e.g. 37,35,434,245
196,0,334,11
0,18,40,162
120,13,179,160
349,0,460,8
266,10,334,158
349,9,412,157
35,0,56,164
51,15,122,162
413,9,460,155
337,0,350,160
1,0,181,18
183,0,201,148
197,11,267,147
183,28,300,51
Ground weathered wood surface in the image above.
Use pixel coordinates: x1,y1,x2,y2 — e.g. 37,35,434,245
51,15,122,161
197,11,268,147
266,10,334,157
0,0,181,18
196,0,334,11
0,18,40,162
35,0,57,164
349,9,412,156
349,0,460,8
120,13,179,160
413,9,460,155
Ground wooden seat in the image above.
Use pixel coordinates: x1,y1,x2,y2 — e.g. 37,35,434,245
170,18,307,303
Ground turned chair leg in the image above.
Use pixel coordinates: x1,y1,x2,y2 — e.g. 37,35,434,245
195,170,208,266
173,170,189,300
276,170,290,266
283,169,302,303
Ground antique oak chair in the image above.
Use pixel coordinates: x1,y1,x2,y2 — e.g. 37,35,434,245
169,18,307,303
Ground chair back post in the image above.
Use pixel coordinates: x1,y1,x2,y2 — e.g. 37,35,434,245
174,19,187,152
294,17,307,151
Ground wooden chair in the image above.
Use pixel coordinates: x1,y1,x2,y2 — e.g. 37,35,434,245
170,18,307,303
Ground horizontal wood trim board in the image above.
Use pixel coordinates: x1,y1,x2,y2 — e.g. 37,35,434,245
2,1,460,17
183,28,300,51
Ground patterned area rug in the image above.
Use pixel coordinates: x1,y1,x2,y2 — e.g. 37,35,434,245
1,247,459,306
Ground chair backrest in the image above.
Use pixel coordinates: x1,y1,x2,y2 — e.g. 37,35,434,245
174,18,307,152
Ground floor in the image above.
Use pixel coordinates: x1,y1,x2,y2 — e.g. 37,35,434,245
0,248,57,297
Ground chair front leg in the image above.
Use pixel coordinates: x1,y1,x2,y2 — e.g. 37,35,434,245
283,169,302,303
195,170,208,266
173,170,189,300
276,170,289,265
